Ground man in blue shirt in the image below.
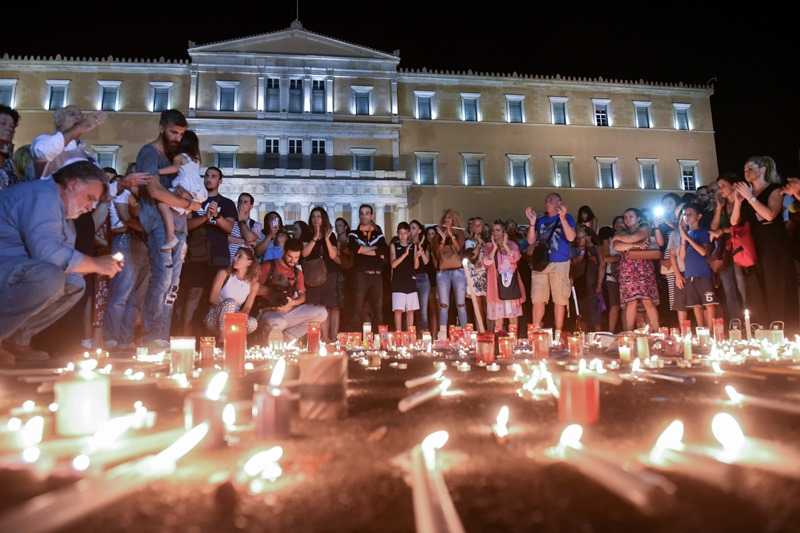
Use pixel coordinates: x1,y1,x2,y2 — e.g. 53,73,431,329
0,161,123,364
525,193,577,334
678,203,719,328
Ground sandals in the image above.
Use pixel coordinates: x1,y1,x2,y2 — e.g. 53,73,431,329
160,237,179,252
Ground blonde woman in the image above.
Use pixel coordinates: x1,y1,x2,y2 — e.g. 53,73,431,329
204,247,261,335
431,208,468,327
463,217,488,330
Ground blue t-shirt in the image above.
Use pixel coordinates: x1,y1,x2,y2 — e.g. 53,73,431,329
683,227,712,278
535,214,576,263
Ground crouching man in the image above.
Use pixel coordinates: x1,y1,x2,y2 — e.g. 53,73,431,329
257,237,327,347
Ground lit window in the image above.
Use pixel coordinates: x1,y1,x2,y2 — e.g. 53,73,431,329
592,98,610,127
550,96,568,125
506,95,524,123
99,81,121,112
216,81,239,112
46,80,69,110
150,82,173,112
674,103,690,130
634,101,652,128
595,157,617,189
461,93,480,122
552,156,574,187
0,79,17,107
679,160,698,190
462,153,484,186
352,86,373,116
638,159,658,189
508,154,530,187
415,152,438,185
414,91,434,120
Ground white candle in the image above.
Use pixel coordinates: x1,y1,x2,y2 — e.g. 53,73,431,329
410,431,466,533
683,335,692,360
548,425,675,516
618,346,631,362
398,380,451,412
169,337,195,376
744,310,752,342
636,335,650,359
695,327,710,348
725,386,800,416
54,360,110,437
184,372,229,448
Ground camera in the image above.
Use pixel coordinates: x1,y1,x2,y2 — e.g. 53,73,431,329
653,206,665,218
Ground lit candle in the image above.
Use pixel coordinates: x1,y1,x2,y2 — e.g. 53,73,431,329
725,385,800,416
54,359,110,437
456,362,471,372
557,372,599,425
378,324,389,350
683,334,692,360
405,369,444,389
306,321,321,354
636,334,650,359
475,332,495,364
530,330,550,360
618,346,631,361
198,336,216,369
712,318,724,343
579,359,623,386
184,371,229,449
508,324,518,339
410,431,466,533
421,330,432,351
548,425,676,516
680,320,692,337
498,336,514,359
362,322,372,345
567,335,584,359
398,379,451,412
253,358,292,439
695,327,710,348
486,363,500,372
492,406,509,443
224,312,248,378
169,336,195,376
744,310,752,342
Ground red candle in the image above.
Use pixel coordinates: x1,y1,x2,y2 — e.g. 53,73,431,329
464,323,474,334
713,318,724,342
307,321,321,354
386,331,396,350
337,332,348,347
476,332,495,363
508,324,518,339
498,336,514,359
253,384,291,439
224,312,248,378
407,325,416,338
680,320,692,337
529,330,550,360
567,335,584,359
378,324,389,350
558,372,599,425
199,336,216,369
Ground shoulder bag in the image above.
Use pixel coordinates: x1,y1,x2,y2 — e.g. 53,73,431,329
727,221,757,268
303,240,328,287
530,224,557,272
438,239,462,270
496,254,522,301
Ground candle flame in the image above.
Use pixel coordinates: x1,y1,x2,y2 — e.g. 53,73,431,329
654,420,684,451
22,400,34,411
243,446,284,476
87,415,135,451
559,424,583,448
22,447,40,463
269,358,286,387
21,416,44,447
140,423,209,475
421,430,449,469
725,385,743,404
223,403,236,429
712,361,723,374
711,412,745,453
631,359,641,372
77,358,98,372
72,454,91,471
494,406,509,438
206,372,229,400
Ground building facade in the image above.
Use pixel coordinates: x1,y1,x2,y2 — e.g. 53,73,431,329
0,20,717,230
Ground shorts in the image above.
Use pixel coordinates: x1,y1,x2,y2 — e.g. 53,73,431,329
392,292,420,312
181,261,216,289
673,274,687,312
531,260,570,306
605,279,620,307
685,276,719,308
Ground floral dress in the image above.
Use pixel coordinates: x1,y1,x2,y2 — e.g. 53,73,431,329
618,223,660,306
464,238,486,296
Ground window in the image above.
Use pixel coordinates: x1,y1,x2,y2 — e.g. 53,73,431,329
549,96,568,125
461,93,480,122
311,139,326,170
311,80,326,113
414,91,434,120
634,101,651,128
462,153,484,186
98,81,121,112
0,79,17,107
288,79,303,113
637,158,658,189
47,80,69,110
508,154,530,187
150,82,173,112
415,152,438,185
552,156,574,188
216,81,239,112
592,98,610,127
674,103,690,130
595,157,617,189
679,160,698,190
212,145,238,169
352,86,373,116
351,148,375,172
288,137,303,169
265,78,280,112
506,95,524,123
92,145,120,170
264,138,279,169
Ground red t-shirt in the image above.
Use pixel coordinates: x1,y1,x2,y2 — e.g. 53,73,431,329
259,259,305,294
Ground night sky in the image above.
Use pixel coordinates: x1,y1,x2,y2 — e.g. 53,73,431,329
3,4,798,177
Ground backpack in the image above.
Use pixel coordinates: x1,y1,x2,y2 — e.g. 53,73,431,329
727,220,757,268
186,226,211,264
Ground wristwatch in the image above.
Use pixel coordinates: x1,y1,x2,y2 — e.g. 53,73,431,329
749,196,757,203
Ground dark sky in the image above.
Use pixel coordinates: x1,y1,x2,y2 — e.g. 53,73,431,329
3,5,798,177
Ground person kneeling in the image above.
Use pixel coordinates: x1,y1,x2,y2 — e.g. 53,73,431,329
203,247,260,337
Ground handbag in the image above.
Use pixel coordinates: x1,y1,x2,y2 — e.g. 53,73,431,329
626,237,662,260
438,241,462,270
707,234,730,273
303,241,328,287
530,224,557,272
727,220,757,267
496,254,522,301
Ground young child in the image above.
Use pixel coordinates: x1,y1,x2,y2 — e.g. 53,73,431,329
390,221,420,332
677,203,719,328
158,130,207,252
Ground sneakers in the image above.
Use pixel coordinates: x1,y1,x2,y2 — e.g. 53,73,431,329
81,338,93,349
160,237,179,252
1,340,50,362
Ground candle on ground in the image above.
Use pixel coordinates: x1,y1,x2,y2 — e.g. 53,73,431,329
253,358,292,439
557,372,599,425
410,431,466,533
744,310,752,342
498,336,514,359
224,313,248,378
398,380,451,412
184,372,229,448
198,337,216,369
169,337,195,376
475,332,495,364
54,359,110,437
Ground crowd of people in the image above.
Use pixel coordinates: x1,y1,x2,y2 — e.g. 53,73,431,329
1,103,800,364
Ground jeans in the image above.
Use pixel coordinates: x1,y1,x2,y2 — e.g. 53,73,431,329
436,268,467,327
415,273,431,330
717,263,742,322
0,259,85,345
103,232,151,346
351,272,383,326
140,206,187,343
258,304,328,341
